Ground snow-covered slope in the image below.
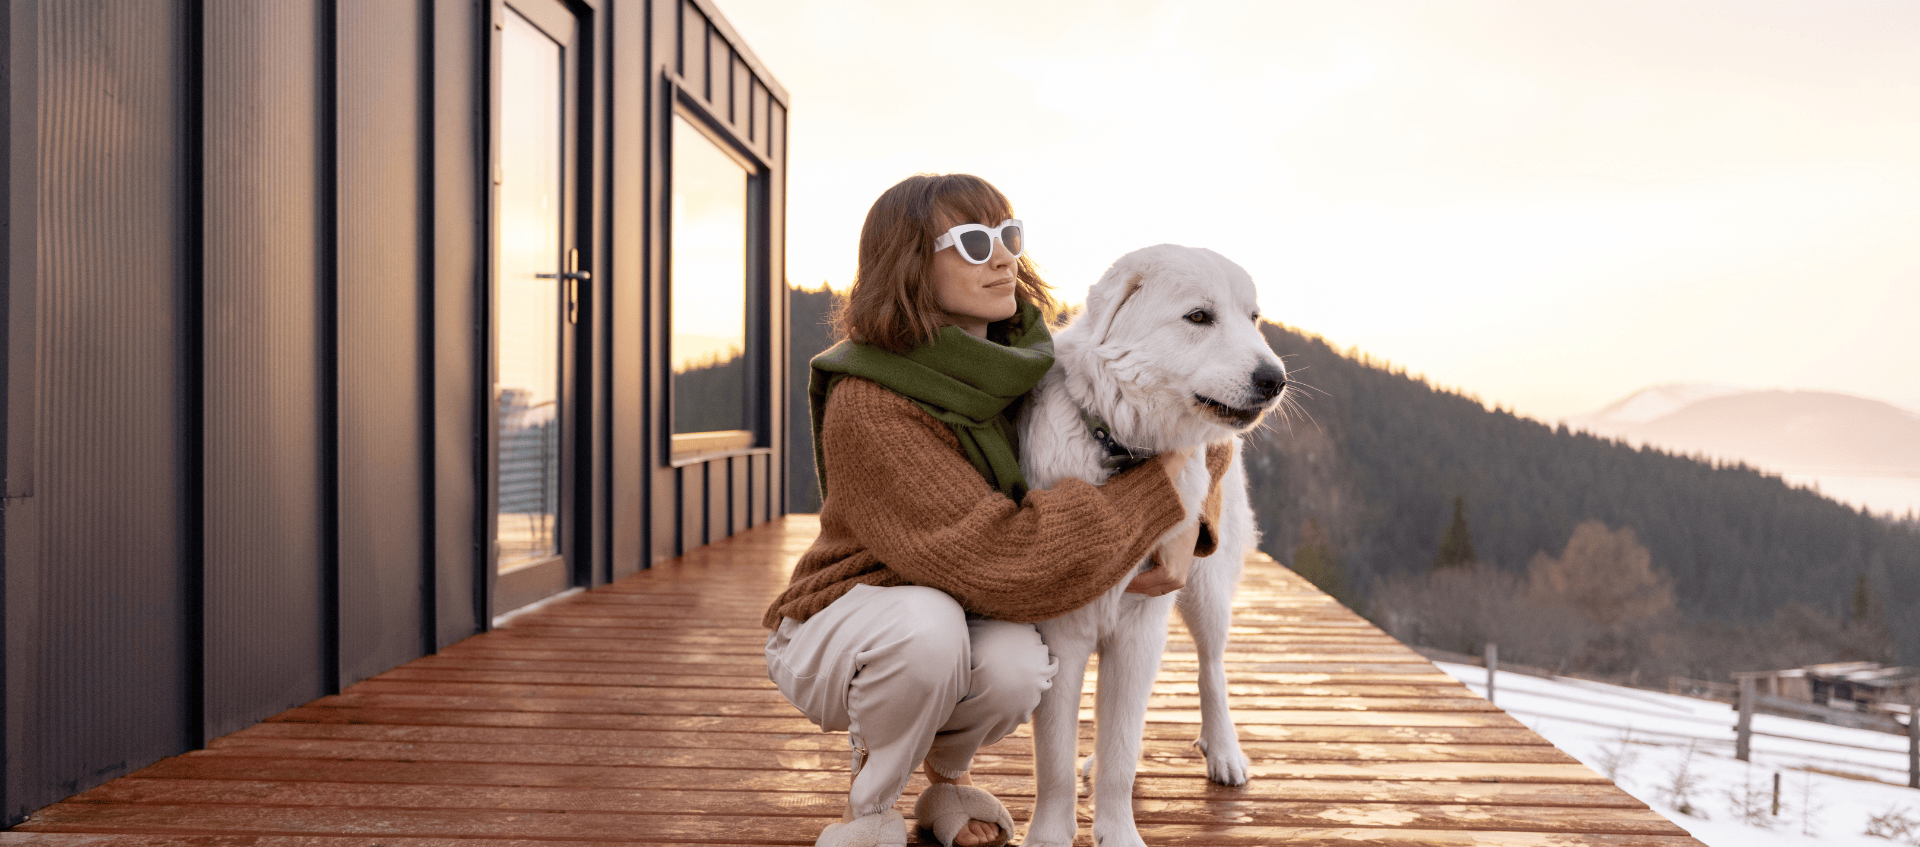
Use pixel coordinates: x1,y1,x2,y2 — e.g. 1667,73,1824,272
1435,662,1919,846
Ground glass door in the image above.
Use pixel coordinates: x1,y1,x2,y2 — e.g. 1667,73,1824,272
493,0,579,615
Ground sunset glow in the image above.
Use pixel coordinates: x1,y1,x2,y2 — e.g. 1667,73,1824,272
718,0,1920,425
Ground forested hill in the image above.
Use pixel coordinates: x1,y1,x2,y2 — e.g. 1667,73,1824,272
1242,321,1920,665
782,285,1919,666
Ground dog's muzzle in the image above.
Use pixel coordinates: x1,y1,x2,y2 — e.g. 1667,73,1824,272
1194,394,1267,427
1194,364,1286,428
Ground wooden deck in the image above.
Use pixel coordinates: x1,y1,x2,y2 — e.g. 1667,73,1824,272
5,515,1702,845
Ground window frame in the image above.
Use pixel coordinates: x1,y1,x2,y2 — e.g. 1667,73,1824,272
663,91,772,466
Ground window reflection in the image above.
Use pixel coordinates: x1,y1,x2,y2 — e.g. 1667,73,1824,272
496,9,563,570
670,113,752,446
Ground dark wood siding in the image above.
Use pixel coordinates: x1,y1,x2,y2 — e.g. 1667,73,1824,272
201,0,329,740
608,0,648,580
335,0,430,685
429,0,484,647
3,0,195,818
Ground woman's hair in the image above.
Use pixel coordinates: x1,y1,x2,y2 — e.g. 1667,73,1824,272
834,173,1056,353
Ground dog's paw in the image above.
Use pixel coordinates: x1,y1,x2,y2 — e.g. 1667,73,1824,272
1194,736,1251,786
1091,819,1148,847
1021,824,1077,847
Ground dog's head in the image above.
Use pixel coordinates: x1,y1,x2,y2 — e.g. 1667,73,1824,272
1065,244,1286,440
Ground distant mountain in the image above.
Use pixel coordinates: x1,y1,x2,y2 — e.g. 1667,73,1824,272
1236,322,1920,672
1582,383,1748,425
1569,386,1920,518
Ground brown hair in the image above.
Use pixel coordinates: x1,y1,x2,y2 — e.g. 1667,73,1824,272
834,173,1056,353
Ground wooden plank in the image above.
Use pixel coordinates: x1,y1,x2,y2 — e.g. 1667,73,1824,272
216,723,1576,764
121,759,1646,806
261,705,1549,745
14,804,1699,845
185,737,1597,779
57,782,1685,836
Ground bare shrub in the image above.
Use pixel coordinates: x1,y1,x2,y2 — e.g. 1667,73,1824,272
1722,766,1778,830
1865,805,1920,844
1658,740,1706,818
1795,770,1822,839
1593,727,1640,782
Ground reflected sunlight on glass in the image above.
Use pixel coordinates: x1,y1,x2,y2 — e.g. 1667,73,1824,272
671,113,752,438
496,10,562,570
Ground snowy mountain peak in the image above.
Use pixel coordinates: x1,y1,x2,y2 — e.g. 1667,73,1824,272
1587,383,1748,425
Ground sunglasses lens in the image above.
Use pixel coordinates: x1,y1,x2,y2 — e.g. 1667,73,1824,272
958,229,994,263
1000,224,1022,257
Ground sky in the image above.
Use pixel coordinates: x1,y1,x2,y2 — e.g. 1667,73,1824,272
714,0,1920,424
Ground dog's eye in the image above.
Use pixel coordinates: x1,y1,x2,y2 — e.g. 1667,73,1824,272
1184,309,1213,325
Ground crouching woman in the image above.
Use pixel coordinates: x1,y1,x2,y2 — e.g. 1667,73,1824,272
762,173,1224,847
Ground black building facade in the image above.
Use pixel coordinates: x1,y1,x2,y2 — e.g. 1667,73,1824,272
1,0,788,822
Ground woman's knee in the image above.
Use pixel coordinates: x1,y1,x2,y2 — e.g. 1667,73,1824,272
965,620,1056,714
856,585,972,680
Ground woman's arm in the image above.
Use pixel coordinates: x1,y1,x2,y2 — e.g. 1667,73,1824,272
822,378,1188,622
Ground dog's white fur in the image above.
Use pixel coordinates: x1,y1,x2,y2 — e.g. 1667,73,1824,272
1018,244,1284,847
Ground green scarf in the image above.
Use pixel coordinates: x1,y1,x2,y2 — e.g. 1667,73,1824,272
810,302,1054,502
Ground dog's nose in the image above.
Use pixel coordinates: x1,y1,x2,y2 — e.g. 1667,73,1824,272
1250,363,1287,401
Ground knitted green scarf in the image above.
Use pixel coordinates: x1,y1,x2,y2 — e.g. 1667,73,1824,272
809,302,1054,502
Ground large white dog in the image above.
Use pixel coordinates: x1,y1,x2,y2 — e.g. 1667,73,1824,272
1018,244,1286,847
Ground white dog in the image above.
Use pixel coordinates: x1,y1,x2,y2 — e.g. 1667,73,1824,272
1018,244,1286,847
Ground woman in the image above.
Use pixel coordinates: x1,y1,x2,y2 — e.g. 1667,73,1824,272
763,173,1224,847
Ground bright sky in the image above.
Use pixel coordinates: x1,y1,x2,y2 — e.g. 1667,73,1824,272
717,0,1920,423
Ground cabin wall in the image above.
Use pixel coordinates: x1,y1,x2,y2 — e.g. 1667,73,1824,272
0,0,786,823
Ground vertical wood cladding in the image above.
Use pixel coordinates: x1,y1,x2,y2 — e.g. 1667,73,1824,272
335,0,429,684
708,459,727,543
429,0,482,647
200,0,329,739
609,0,647,578
10,0,193,817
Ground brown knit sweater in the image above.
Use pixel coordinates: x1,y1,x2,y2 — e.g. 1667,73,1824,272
764,376,1231,627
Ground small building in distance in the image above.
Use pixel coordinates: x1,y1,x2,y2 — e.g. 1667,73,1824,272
1745,662,1920,713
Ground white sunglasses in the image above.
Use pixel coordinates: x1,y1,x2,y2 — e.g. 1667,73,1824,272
933,219,1025,264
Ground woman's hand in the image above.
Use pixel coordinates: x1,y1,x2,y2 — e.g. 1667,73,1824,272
1127,520,1199,596
1154,445,1197,485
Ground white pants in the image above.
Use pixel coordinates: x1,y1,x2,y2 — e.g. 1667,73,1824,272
766,583,1058,818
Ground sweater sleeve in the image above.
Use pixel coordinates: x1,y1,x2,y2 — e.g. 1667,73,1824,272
821,377,1187,622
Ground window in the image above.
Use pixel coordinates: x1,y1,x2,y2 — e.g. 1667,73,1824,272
669,112,755,456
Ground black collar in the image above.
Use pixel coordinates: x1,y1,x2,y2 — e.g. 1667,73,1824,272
1079,409,1154,473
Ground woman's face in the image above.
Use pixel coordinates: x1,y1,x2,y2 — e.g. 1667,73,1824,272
929,219,1020,339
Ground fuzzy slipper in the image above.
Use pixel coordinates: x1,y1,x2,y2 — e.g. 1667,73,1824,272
912,783,1015,847
815,809,907,847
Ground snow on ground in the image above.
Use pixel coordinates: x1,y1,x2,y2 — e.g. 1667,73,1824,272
1433,662,1920,846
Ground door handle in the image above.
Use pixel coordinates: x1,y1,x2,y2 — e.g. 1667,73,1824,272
535,249,588,323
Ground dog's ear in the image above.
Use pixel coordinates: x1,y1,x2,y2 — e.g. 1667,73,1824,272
1092,272,1146,346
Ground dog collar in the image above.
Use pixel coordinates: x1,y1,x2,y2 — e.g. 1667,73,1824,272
1079,409,1153,474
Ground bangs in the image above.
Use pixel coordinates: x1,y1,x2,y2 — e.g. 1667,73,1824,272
930,177,1016,227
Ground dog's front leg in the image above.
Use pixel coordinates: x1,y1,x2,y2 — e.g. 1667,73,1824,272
1176,556,1251,786
1089,597,1174,847
1026,620,1092,847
